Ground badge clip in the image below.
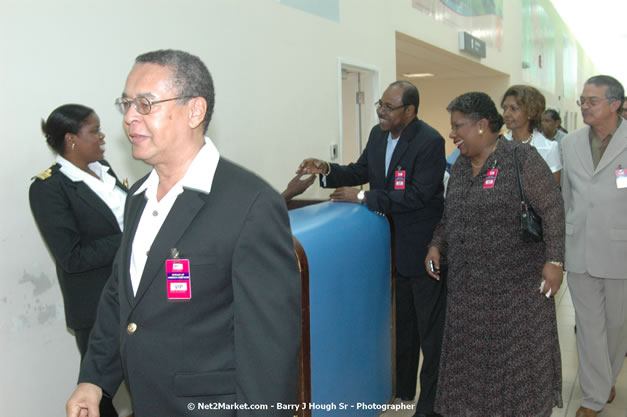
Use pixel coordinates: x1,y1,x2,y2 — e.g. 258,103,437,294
394,169,406,190
616,167,627,189
483,168,498,189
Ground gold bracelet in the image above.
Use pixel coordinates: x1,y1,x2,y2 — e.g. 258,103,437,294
323,162,331,176
547,261,563,268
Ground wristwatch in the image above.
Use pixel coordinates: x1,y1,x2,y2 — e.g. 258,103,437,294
357,190,365,204
547,261,563,268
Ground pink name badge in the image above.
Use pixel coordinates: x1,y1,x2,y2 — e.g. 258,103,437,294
394,170,406,190
483,169,498,189
616,169,627,189
166,259,191,300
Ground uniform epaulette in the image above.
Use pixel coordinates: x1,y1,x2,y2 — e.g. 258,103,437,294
32,163,58,181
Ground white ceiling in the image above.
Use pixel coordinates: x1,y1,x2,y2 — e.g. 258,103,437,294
396,2,627,85
395,32,506,81
550,0,627,84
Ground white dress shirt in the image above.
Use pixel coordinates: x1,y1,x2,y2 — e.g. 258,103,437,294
504,129,562,173
56,154,127,230
129,137,220,295
322,131,400,187
385,132,400,176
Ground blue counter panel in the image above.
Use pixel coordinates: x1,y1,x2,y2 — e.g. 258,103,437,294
289,201,392,416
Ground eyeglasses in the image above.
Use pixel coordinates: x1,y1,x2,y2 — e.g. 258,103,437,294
576,96,611,107
375,100,408,113
114,96,193,115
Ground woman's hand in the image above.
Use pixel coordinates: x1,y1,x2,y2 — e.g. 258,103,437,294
540,262,563,298
425,246,441,280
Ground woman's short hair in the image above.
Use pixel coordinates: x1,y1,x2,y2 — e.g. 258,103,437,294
501,85,546,133
543,109,561,122
447,92,504,133
41,104,94,155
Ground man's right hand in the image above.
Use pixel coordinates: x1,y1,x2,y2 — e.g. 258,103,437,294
297,158,328,175
66,383,102,417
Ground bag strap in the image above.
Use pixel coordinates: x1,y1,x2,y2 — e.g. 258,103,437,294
513,146,528,207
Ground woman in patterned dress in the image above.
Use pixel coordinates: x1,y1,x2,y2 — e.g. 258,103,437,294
425,92,565,417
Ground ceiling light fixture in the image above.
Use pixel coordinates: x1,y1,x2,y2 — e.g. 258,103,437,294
402,73,435,78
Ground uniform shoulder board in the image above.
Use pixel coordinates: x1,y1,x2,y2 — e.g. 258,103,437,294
32,163,58,181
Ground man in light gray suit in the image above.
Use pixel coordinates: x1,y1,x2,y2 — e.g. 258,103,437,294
562,75,627,417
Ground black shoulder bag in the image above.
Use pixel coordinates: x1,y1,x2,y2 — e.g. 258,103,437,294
514,146,543,242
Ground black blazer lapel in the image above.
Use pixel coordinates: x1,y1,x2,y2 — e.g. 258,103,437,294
74,182,121,232
122,191,148,306
372,131,388,187
131,189,207,306
101,159,128,191
387,139,409,184
386,119,421,186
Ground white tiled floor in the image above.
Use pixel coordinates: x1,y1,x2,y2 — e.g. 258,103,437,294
381,279,627,417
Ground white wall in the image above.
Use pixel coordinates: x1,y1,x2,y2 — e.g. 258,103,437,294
415,76,511,155
0,0,602,414
1,0,396,414
341,71,360,164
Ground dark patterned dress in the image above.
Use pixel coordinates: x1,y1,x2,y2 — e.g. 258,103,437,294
431,138,564,417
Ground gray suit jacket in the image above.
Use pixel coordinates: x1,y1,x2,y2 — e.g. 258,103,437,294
562,120,627,278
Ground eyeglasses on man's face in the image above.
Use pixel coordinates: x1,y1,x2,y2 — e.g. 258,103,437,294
576,96,613,107
114,96,193,115
375,100,408,113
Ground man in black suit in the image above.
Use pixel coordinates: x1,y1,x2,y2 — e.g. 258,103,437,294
66,49,301,417
298,81,446,417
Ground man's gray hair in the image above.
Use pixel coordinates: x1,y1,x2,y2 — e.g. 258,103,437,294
136,49,215,134
585,75,625,110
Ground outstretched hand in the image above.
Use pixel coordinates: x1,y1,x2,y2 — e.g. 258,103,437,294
282,173,316,201
296,158,328,175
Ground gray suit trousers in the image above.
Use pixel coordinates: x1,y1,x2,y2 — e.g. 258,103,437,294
568,271,627,411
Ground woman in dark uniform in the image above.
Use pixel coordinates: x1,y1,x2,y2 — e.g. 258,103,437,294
29,104,127,417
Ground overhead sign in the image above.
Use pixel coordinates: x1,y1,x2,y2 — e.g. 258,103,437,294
458,31,486,58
